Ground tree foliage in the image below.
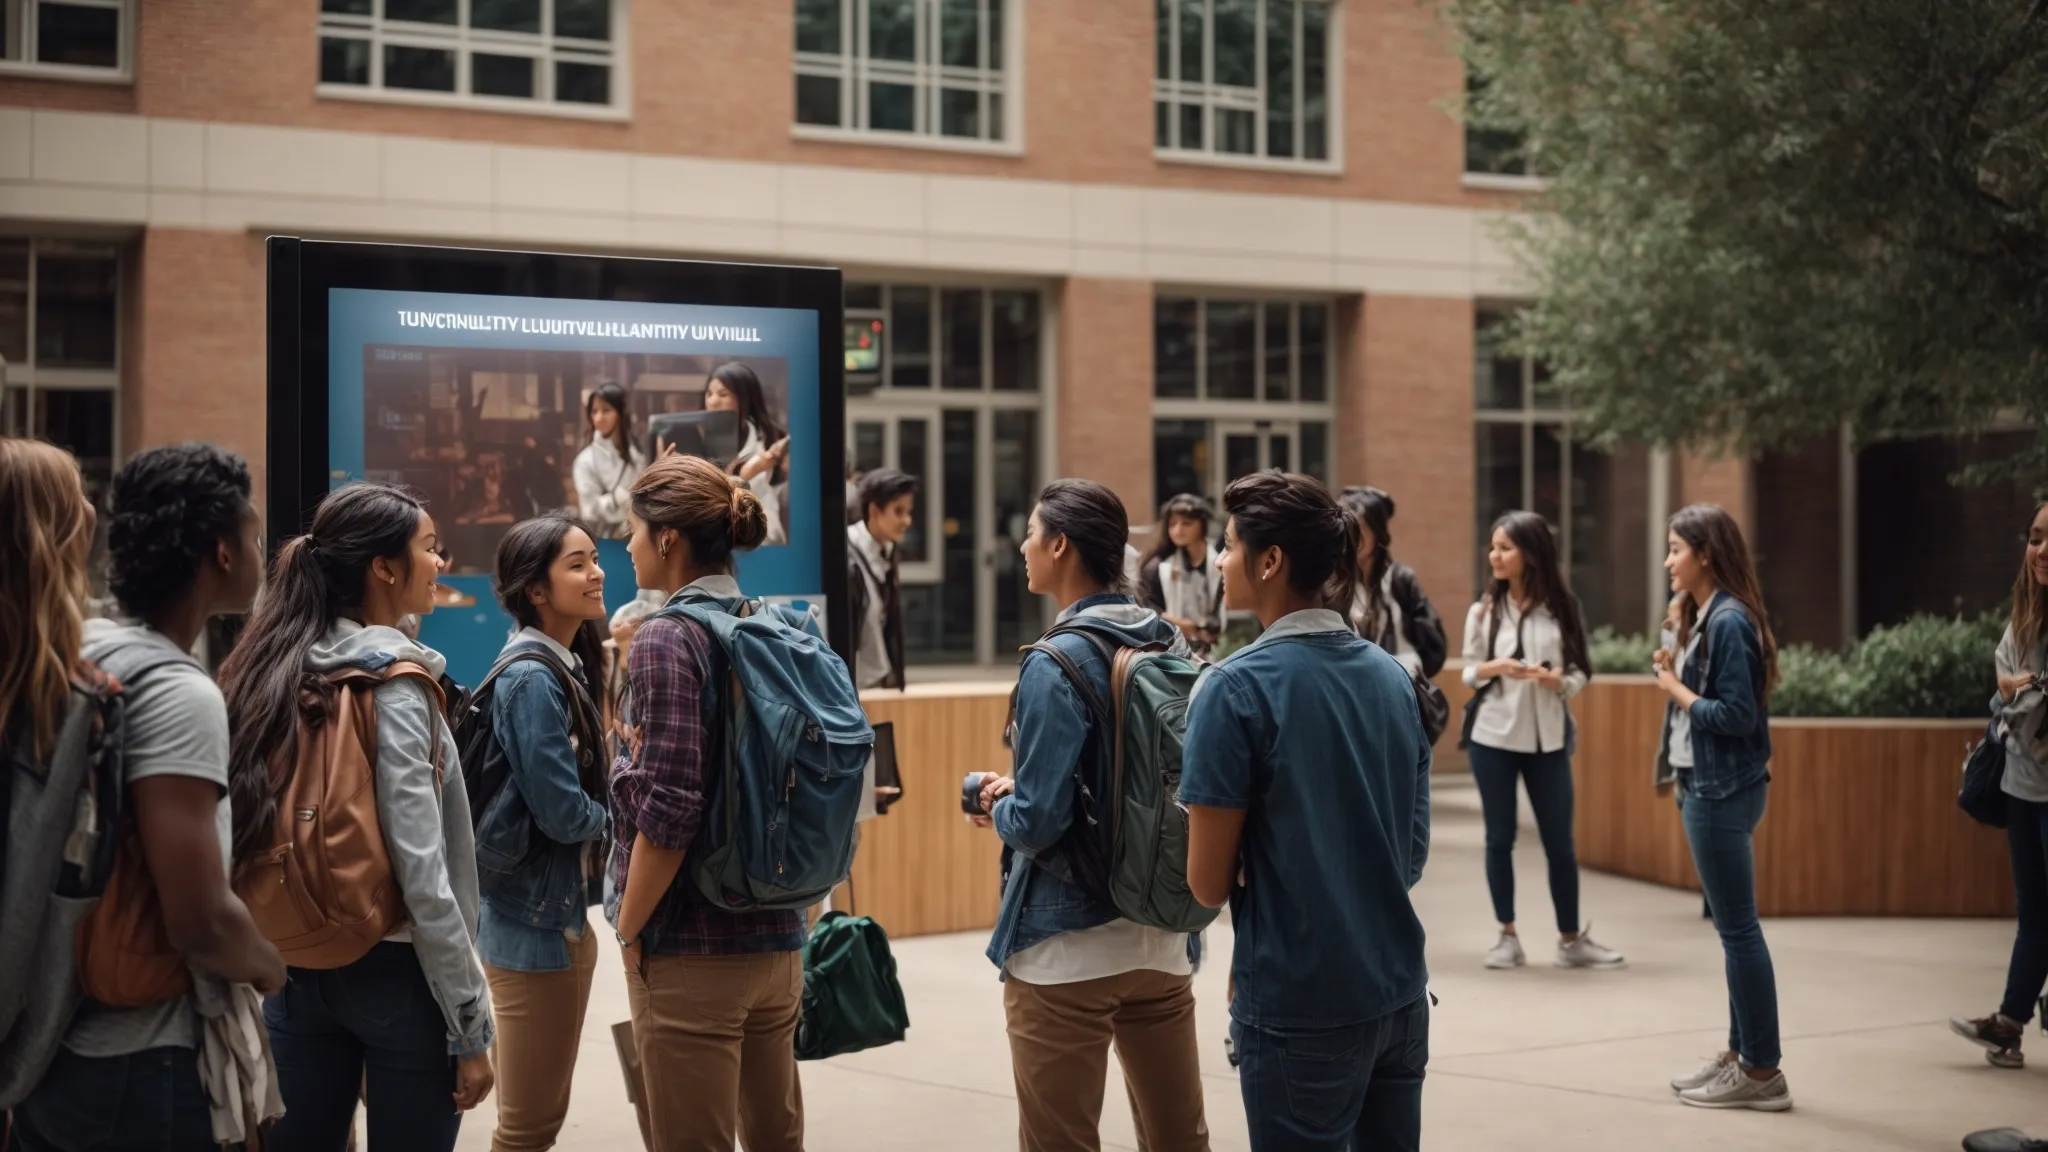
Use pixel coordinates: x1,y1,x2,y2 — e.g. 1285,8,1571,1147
1446,0,2048,480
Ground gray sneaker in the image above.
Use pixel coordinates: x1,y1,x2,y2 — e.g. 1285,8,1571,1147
1483,932,1526,970
1670,1053,1735,1094
1677,1061,1792,1112
1556,925,1627,970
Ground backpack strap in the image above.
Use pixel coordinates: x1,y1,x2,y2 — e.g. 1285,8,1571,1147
323,661,448,787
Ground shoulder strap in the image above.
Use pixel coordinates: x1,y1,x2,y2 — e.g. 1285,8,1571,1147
327,660,448,785
1027,637,1112,728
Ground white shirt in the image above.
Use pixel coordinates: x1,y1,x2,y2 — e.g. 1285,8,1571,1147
1665,626,1700,769
1003,918,1193,986
1351,570,1423,679
1158,545,1224,631
515,625,581,673
1460,598,1587,754
847,521,894,690
734,422,789,548
572,436,645,540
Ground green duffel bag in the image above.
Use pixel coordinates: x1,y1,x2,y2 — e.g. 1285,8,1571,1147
796,911,909,1061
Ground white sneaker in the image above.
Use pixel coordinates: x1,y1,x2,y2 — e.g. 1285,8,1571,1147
1677,1060,1793,1112
1483,932,1526,969
1670,1053,1735,1094
1556,925,1627,969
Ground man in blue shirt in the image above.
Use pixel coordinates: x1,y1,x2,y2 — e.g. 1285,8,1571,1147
1181,470,1433,1152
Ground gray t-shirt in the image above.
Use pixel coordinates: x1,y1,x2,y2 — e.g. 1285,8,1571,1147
1998,624,2048,803
66,619,233,1057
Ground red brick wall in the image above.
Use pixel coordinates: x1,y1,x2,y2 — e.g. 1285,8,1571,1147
130,228,267,501
1350,294,1474,616
1055,278,1153,528
1678,450,1754,543
0,0,1519,212
1754,437,1844,648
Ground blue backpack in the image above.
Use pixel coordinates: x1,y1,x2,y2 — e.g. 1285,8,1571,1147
658,592,872,911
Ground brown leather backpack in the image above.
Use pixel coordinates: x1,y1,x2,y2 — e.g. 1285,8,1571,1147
234,662,444,970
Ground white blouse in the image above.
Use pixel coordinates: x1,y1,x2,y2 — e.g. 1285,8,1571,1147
1460,598,1588,755
734,422,789,548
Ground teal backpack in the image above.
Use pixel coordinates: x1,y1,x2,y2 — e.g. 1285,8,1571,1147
795,911,909,1060
1028,625,1221,935
657,592,872,912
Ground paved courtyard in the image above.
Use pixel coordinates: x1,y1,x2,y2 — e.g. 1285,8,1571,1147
451,777,2041,1151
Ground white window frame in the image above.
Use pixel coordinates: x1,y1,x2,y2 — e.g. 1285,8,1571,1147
1153,0,1342,175
316,0,630,121
0,237,124,496
793,0,1023,155
0,0,133,82
1152,293,1338,510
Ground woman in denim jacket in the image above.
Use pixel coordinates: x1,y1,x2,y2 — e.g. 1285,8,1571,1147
1652,504,1789,1113
475,516,612,1152
970,479,1209,1152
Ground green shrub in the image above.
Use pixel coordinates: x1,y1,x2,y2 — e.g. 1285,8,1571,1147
1569,610,2004,718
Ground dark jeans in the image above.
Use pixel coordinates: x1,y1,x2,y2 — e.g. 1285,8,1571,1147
1467,744,1580,933
1231,995,1429,1152
263,941,462,1152
2001,797,2048,1024
1681,779,1781,1069
11,1046,212,1152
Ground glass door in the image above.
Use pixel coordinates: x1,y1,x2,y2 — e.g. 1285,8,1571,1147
1215,420,1295,493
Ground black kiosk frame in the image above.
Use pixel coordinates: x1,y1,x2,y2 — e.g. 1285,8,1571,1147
265,237,852,661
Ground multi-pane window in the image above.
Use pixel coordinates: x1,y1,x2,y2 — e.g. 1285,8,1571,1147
318,0,621,110
1155,0,1331,163
0,239,122,502
1153,295,1334,511
1,0,129,75
1473,311,1651,631
795,0,1010,144
1464,73,1532,178
845,282,1039,395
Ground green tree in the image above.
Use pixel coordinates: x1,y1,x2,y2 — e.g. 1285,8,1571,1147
1446,0,2048,479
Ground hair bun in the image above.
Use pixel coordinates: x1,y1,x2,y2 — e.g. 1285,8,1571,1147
728,483,769,551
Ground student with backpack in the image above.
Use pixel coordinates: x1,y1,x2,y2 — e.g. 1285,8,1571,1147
1459,511,1625,972
1950,501,2048,1074
1338,486,1447,681
610,453,869,1152
1651,504,1790,1111
219,482,494,1150
847,468,917,690
968,478,1211,1152
464,516,613,1152
1180,469,1434,1152
1138,493,1224,658
3,441,289,1151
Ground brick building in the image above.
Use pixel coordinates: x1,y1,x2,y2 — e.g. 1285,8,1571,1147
0,0,2031,668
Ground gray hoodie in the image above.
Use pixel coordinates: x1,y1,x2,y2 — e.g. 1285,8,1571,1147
306,620,492,1058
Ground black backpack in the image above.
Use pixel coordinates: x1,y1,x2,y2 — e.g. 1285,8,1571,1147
453,644,601,842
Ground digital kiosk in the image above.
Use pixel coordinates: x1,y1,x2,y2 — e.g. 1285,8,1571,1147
266,238,848,685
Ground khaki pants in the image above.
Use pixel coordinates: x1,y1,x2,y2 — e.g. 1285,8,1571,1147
1004,968,1210,1152
485,927,600,1152
625,950,804,1152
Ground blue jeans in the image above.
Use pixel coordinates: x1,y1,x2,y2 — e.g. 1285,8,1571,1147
2000,798,2048,1024
1681,779,1781,1068
263,941,463,1152
1231,995,1429,1152
1467,745,1579,933
12,1046,213,1152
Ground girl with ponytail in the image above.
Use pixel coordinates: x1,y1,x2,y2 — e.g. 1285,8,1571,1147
220,482,495,1148
605,454,805,1151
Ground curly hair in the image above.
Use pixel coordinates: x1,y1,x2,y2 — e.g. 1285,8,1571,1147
0,438,91,759
106,444,253,622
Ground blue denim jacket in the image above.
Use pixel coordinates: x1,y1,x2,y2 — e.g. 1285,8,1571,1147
1678,590,1774,801
984,594,1198,971
475,635,609,972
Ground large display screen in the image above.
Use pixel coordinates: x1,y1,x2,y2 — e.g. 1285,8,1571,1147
269,241,845,685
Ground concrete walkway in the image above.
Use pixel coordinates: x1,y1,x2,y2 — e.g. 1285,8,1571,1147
453,777,2044,1151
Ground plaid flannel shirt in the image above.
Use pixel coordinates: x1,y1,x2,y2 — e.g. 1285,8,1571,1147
606,611,803,955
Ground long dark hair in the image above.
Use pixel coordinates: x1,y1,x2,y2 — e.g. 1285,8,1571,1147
1148,493,1213,565
1224,470,1359,603
493,516,609,707
1035,479,1130,592
1669,503,1781,704
219,483,424,868
2015,502,2048,656
1482,510,1592,678
586,382,634,457
708,362,786,454
1339,486,1397,634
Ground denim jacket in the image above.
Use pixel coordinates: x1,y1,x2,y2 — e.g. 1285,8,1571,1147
475,633,609,972
1677,590,1774,801
984,594,1196,970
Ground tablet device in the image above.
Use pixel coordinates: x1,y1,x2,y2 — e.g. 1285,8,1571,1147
649,408,741,464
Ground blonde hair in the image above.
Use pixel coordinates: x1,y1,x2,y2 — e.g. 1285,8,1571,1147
630,454,768,569
0,439,92,758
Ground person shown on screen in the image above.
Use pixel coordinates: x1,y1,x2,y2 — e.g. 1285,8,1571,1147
573,382,646,541
702,362,790,547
